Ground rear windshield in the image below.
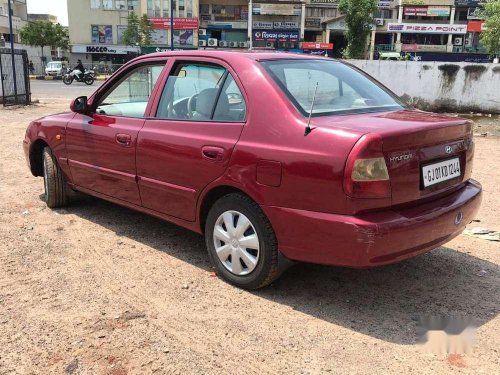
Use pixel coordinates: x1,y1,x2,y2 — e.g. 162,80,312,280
261,59,403,116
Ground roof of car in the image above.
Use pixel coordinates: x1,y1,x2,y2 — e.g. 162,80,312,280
139,49,332,63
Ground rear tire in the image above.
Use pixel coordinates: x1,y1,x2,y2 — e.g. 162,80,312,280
84,76,94,85
42,147,69,208
205,193,288,289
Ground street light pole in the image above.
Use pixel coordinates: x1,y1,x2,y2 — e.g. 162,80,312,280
170,0,174,51
7,0,18,103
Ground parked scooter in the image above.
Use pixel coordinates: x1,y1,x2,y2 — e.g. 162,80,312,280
62,68,96,85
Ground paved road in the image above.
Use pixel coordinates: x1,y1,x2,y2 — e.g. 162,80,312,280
30,80,102,102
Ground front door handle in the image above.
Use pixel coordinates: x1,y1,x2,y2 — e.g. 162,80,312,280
202,146,224,162
115,133,132,147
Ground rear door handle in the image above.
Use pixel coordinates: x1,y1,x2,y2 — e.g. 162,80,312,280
202,146,224,162
115,133,132,147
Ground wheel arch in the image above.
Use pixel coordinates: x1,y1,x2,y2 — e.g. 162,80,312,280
30,138,49,177
198,184,262,234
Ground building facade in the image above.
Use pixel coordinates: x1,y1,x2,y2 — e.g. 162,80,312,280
67,0,199,67
27,13,58,23
0,0,27,44
372,0,487,59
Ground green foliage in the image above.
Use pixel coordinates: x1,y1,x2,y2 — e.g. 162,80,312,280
122,12,140,46
19,21,69,59
480,0,500,56
139,14,153,46
338,0,377,59
122,12,153,47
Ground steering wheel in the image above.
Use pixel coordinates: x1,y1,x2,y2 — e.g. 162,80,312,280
187,94,198,118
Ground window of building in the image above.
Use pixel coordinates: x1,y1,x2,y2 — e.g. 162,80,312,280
90,0,101,9
162,0,170,17
374,9,393,19
128,0,138,10
102,0,113,10
115,0,126,10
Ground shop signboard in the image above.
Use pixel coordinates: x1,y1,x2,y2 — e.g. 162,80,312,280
91,25,113,44
404,6,450,17
467,7,486,20
378,1,393,9
454,1,485,6
401,44,447,52
387,23,467,34
72,45,138,54
253,30,300,42
305,18,321,29
253,4,300,16
149,17,199,30
208,21,248,29
253,21,273,30
427,6,451,17
310,0,339,3
273,21,299,30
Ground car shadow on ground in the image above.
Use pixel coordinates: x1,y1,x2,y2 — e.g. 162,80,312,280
61,194,499,346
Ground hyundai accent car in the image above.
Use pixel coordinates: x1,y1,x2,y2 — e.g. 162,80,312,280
23,51,482,289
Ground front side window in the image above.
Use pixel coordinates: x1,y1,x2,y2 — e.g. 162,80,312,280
262,59,403,116
156,63,246,122
96,64,165,118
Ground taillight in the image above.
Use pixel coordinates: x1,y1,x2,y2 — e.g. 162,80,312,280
344,134,391,199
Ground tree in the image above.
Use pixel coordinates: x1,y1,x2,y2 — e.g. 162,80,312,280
338,0,377,59
139,14,153,46
122,12,140,46
19,21,69,62
480,0,500,56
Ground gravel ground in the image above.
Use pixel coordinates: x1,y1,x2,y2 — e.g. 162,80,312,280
0,83,499,374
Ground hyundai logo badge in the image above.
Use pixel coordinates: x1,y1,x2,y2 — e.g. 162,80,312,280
445,145,452,154
455,212,464,225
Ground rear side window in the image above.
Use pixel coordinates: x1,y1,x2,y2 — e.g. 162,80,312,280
96,64,164,118
156,62,246,122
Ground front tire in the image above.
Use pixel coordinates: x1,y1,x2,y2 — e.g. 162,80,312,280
205,193,284,289
42,147,69,208
62,75,73,85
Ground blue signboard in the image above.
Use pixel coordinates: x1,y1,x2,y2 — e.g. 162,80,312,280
253,30,299,41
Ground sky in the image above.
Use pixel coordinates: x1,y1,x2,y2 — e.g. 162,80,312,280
27,0,68,26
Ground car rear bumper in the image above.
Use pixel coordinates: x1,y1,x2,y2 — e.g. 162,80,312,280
262,179,482,267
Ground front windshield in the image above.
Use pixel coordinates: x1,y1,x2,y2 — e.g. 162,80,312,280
48,62,61,68
261,59,403,116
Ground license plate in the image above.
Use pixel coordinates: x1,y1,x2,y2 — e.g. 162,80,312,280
422,157,461,188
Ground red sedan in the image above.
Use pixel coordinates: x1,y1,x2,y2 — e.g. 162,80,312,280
23,51,482,289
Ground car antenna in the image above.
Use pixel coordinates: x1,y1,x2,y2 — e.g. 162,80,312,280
305,82,318,136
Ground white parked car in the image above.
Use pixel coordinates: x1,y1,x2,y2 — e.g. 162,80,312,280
45,61,68,77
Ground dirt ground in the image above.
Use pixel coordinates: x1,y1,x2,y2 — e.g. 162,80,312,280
0,87,499,374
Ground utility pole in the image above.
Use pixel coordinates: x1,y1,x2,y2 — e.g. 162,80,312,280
170,0,174,51
7,0,18,102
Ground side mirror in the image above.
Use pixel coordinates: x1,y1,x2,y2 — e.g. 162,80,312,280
70,96,88,114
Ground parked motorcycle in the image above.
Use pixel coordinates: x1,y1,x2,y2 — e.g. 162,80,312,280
62,69,95,85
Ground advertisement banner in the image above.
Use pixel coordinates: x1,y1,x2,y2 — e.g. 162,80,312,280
310,0,339,3
467,20,486,32
387,23,467,34
174,30,194,46
91,25,113,44
378,1,393,9
454,1,485,6
253,30,299,42
151,29,168,45
303,42,334,50
305,18,321,28
150,17,199,30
